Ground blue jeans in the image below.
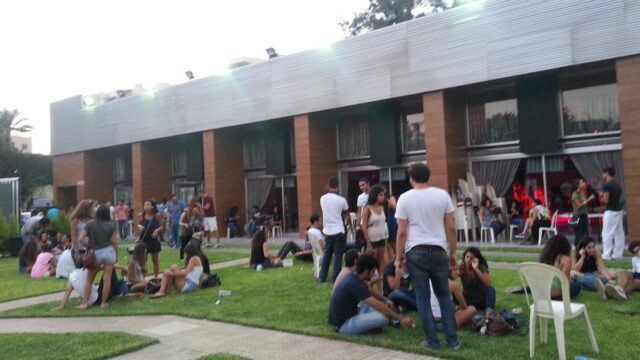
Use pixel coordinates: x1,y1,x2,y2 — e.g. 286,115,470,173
319,233,346,283
388,289,417,311
576,272,601,291
407,247,458,349
169,223,181,248
117,220,128,240
339,303,388,335
490,221,506,236
464,287,496,310
510,218,524,232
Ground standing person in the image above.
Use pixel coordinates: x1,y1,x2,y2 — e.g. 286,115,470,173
77,205,118,309
166,195,185,249
179,199,203,260
200,191,220,248
361,184,387,272
70,200,94,252
114,200,130,241
395,163,460,351
137,199,163,279
356,178,370,225
571,179,595,246
319,176,349,283
598,167,625,261
384,187,398,264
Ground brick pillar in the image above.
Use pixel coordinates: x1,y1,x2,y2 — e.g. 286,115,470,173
294,114,338,238
131,141,172,217
203,129,245,236
83,148,115,204
617,55,640,241
53,152,85,210
423,90,467,191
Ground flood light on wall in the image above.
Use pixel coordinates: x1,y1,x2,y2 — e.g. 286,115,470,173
266,48,278,59
185,71,194,80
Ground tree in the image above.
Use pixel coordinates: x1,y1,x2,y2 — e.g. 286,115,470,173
0,109,33,153
340,0,463,37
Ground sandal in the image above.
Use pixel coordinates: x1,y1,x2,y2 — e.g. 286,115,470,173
150,293,165,299
74,304,88,310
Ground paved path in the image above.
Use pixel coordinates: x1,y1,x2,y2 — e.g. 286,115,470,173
0,315,436,360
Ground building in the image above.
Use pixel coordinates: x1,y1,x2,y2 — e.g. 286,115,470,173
51,0,640,239
11,135,32,153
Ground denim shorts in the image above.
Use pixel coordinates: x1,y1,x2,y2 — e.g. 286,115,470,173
182,279,198,293
94,246,116,265
633,272,640,280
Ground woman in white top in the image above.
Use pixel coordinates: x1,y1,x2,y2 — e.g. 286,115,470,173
152,242,203,298
362,185,388,273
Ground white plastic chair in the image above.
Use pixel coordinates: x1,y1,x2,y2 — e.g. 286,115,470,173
271,225,282,238
518,262,598,360
538,210,559,246
454,202,469,244
307,231,324,280
508,224,519,242
480,225,496,244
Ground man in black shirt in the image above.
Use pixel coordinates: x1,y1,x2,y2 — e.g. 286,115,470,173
599,167,625,261
328,254,415,335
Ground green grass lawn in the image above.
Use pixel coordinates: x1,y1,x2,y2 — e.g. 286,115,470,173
0,245,248,303
0,332,157,360
2,260,638,360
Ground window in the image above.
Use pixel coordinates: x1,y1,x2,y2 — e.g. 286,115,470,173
113,158,126,183
172,148,187,177
467,87,519,146
244,133,266,170
561,70,619,137
337,114,369,160
400,101,425,153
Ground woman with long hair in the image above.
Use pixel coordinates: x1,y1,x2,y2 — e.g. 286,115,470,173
152,242,203,298
77,204,118,309
179,199,203,260
70,200,94,252
249,229,281,270
539,235,580,299
479,197,506,237
458,247,496,310
137,199,163,278
571,178,595,247
126,243,147,292
361,184,387,272
18,237,41,273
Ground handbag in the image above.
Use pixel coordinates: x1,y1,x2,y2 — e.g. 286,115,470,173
568,214,581,227
82,223,98,269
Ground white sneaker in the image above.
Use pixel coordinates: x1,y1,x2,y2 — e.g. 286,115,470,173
605,283,627,301
593,278,607,301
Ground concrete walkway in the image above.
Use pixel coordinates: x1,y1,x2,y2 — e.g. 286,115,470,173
0,315,437,360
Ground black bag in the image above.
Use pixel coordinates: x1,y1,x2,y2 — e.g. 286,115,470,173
145,278,162,294
568,214,580,228
201,274,221,288
471,309,515,336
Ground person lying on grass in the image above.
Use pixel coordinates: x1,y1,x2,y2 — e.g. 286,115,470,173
151,242,203,298
329,254,416,335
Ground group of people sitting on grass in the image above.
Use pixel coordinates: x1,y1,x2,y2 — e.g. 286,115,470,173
18,215,76,280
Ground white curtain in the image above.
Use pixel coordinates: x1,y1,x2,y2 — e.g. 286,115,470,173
247,178,274,211
471,159,521,197
571,150,624,192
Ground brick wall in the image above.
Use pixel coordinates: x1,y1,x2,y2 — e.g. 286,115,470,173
53,152,85,210
617,55,640,241
294,114,338,238
203,129,245,235
132,141,172,214
423,90,468,191
84,148,115,204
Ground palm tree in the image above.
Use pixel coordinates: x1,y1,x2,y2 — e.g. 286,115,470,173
0,109,33,152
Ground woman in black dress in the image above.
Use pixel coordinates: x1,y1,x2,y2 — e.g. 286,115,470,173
137,199,163,278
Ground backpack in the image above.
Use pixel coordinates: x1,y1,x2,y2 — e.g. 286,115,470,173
471,309,515,336
201,274,222,288
144,278,162,294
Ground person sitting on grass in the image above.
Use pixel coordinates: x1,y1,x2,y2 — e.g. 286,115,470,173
459,247,496,311
18,237,41,273
328,254,416,335
125,243,147,292
430,269,476,330
617,241,640,297
334,249,360,289
382,259,416,312
249,229,282,271
572,236,626,300
152,242,203,298
55,247,76,279
540,235,580,299
30,250,57,279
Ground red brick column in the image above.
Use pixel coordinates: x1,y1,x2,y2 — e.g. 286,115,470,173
131,141,172,216
53,152,85,210
294,114,338,238
617,55,640,241
83,148,116,204
203,129,245,236
423,90,467,191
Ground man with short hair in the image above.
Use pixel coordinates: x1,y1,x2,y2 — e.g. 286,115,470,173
599,167,625,261
319,176,349,283
200,191,220,247
356,177,370,222
166,195,185,249
114,200,130,241
395,163,460,351
333,249,360,289
329,254,416,335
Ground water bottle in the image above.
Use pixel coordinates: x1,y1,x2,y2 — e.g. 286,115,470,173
218,290,232,297
574,356,594,360
256,264,263,272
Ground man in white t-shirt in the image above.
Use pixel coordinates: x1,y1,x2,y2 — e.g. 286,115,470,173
395,163,460,351
319,176,349,283
356,178,370,224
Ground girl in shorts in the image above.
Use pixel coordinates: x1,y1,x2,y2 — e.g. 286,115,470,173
152,242,203,298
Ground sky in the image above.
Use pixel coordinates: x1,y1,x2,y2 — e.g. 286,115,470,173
0,0,369,154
